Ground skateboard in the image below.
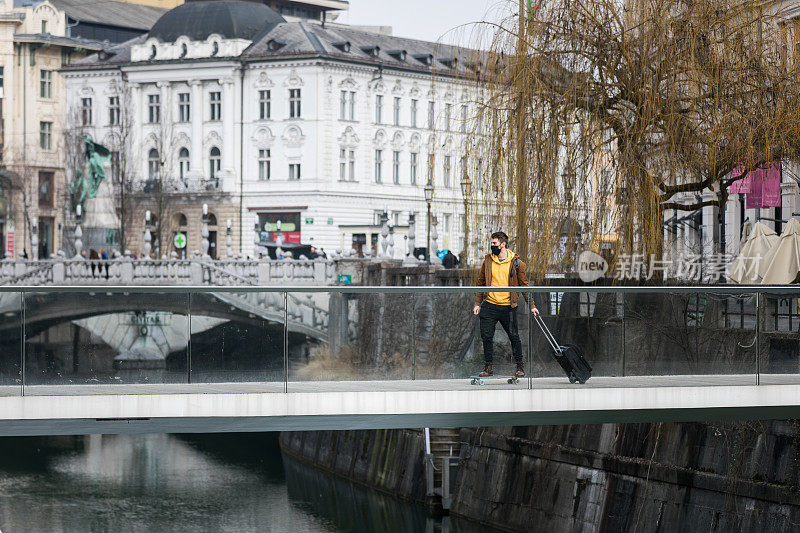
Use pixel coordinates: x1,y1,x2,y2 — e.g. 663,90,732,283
469,375,522,385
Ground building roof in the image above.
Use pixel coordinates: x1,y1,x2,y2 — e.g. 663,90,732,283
14,33,106,49
67,1,483,78
149,0,285,42
49,0,166,30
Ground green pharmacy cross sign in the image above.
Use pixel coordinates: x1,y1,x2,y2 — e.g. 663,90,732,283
174,233,187,249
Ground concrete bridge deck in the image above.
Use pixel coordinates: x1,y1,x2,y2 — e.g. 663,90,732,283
1,374,800,436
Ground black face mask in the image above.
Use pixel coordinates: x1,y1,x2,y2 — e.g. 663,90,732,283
491,245,502,256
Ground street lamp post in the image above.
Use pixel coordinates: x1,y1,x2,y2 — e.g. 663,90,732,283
201,203,210,258
30,217,38,261
424,181,434,263
74,205,83,259
460,174,471,265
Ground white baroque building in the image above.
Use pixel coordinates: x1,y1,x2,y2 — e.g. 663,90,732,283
63,0,481,259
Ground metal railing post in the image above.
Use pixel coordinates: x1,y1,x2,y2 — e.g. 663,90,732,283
528,301,533,390
622,293,627,378
187,292,192,384
283,291,289,393
756,292,761,386
411,292,416,381
20,291,25,397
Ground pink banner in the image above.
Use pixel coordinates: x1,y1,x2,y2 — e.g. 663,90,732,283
733,160,781,208
729,165,752,194
762,161,781,207
746,168,763,209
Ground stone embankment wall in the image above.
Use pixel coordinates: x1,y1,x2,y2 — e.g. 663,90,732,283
283,421,800,531
279,429,428,504
453,422,800,531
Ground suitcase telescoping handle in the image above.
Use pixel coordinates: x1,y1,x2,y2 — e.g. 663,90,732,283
533,313,562,354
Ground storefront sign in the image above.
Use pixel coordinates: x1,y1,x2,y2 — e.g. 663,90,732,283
174,233,187,249
305,217,314,225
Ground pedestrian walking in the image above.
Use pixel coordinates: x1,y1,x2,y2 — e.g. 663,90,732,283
472,231,539,378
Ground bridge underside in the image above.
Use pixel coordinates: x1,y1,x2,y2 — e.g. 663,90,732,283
1,376,800,436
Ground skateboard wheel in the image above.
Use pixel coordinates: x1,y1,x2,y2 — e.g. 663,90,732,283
507,378,513,384
478,379,484,385
569,374,577,384
470,379,476,385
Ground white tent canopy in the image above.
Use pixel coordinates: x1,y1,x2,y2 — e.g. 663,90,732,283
728,222,779,283
759,219,800,284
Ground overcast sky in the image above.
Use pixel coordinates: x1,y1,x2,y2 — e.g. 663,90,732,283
335,0,515,46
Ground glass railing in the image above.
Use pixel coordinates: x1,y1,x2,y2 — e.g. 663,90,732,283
1,286,795,395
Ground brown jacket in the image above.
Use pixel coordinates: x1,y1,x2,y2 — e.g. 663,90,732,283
474,253,531,307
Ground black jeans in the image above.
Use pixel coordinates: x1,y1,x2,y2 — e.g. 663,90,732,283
479,302,523,364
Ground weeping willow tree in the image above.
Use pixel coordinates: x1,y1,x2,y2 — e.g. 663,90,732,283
461,0,800,279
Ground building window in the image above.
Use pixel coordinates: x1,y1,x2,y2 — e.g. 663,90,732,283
374,149,383,183
443,213,451,235
289,88,301,118
289,163,301,180
39,121,52,149
410,152,418,185
81,97,93,126
38,171,54,207
178,148,189,181
148,94,160,123
393,97,401,126
445,103,452,131
0,67,4,92
348,149,355,181
392,150,400,184
348,91,355,120
340,90,355,120
443,155,451,188
375,95,383,124
40,70,52,98
41,20,48,34
339,148,347,181
209,147,221,180
259,90,271,119
209,91,221,121
178,92,190,122
411,99,418,128
258,149,271,180
461,104,467,133
108,96,120,125
148,148,160,180
428,101,434,130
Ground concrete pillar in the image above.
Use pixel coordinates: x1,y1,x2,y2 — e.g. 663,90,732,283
190,259,203,284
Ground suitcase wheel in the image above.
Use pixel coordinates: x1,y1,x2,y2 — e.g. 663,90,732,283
569,373,577,384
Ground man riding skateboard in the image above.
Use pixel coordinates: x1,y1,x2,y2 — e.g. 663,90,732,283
473,231,539,378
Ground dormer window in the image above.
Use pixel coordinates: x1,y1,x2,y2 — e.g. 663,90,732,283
149,45,157,60
180,43,188,58
332,41,351,53
211,41,219,56
267,39,286,51
413,53,433,66
439,57,458,69
360,45,380,58
387,49,407,61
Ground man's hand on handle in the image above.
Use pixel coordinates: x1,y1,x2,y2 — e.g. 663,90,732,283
531,306,540,316
473,305,481,316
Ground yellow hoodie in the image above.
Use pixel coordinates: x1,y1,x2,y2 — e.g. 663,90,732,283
486,250,515,306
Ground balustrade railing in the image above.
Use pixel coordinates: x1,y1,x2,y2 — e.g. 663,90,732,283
0,258,335,286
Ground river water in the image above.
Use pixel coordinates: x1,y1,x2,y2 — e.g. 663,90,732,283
0,433,490,532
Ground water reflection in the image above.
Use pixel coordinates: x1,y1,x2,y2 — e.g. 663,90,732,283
0,433,493,533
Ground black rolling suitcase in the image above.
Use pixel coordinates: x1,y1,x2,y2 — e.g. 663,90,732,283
534,314,592,384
